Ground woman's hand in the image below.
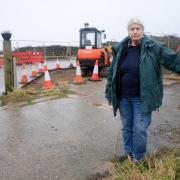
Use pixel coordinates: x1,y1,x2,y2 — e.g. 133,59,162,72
108,100,112,106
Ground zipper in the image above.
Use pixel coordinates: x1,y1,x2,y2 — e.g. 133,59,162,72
139,45,146,103
112,46,123,81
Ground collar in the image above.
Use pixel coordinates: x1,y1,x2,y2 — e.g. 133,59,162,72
128,39,142,47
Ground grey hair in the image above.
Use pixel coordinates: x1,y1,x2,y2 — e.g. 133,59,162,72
127,19,144,31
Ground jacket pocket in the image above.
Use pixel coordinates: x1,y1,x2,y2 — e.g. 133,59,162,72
142,85,162,112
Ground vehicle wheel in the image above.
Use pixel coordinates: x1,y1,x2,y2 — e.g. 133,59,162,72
81,68,92,77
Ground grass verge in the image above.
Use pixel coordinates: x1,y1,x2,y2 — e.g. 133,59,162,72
113,148,180,180
0,85,74,106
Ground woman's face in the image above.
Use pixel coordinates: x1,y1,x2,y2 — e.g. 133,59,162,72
128,24,144,44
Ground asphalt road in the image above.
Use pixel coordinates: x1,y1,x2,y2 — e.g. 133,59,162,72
0,79,179,180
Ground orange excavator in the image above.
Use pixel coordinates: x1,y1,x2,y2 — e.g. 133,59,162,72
77,23,110,76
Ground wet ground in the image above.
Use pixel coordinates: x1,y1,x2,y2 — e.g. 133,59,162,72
0,76,179,180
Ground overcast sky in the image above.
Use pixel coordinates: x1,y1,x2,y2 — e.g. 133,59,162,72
0,0,180,46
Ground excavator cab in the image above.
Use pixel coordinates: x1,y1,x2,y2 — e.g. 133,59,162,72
80,24,102,49
77,23,110,76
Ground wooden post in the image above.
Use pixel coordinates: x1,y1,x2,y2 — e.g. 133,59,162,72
1,31,14,94
13,57,17,89
66,46,71,57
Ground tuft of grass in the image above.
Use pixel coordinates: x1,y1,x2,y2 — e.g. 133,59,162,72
0,85,75,106
113,148,179,180
41,86,74,98
0,88,36,105
41,87,62,96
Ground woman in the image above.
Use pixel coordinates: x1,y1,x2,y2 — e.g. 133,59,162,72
105,19,180,162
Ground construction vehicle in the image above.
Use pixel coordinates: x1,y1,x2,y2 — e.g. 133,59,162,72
77,23,110,76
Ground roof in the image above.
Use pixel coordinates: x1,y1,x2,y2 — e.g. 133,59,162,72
79,27,101,33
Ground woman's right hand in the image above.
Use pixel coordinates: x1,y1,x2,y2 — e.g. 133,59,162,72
108,100,112,106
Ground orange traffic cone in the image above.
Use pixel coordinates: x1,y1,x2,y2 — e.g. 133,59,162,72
37,62,43,73
69,58,74,68
55,58,61,69
43,60,48,71
31,63,37,77
89,59,101,81
19,64,28,84
73,60,85,84
43,69,53,89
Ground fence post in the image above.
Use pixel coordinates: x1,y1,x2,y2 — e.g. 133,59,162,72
13,57,17,89
66,46,71,57
1,31,14,94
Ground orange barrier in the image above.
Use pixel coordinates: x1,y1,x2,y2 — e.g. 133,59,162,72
89,59,101,81
73,60,84,84
0,57,3,66
12,51,44,64
43,69,53,89
19,64,28,84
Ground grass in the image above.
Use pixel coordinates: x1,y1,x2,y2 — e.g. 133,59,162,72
0,88,35,105
0,85,74,106
113,148,180,180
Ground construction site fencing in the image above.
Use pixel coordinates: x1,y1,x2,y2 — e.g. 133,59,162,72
0,39,78,60
0,39,78,94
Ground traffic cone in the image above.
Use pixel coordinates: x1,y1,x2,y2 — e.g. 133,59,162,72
19,64,28,84
55,58,61,69
69,58,74,68
73,60,84,84
43,60,48,71
31,63,37,77
89,59,101,81
37,62,43,73
43,69,53,89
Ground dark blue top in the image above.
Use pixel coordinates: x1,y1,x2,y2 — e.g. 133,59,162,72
120,45,141,97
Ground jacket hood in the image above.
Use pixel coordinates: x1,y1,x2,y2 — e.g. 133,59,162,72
142,35,156,47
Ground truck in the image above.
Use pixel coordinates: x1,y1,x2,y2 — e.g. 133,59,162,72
77,23,110,76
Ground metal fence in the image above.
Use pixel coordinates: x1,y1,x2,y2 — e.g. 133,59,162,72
0,40,78,59
152,36,180,52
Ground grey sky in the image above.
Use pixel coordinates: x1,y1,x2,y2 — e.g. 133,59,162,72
0,0,180,45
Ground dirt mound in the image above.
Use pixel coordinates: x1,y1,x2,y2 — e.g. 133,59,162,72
24,68,76,90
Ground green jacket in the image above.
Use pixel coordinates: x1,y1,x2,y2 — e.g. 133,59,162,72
105,35,180,116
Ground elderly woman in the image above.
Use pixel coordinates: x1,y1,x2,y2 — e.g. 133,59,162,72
105,19,180,162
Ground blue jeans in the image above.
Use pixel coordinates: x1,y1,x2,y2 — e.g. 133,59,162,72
119,97,151,161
